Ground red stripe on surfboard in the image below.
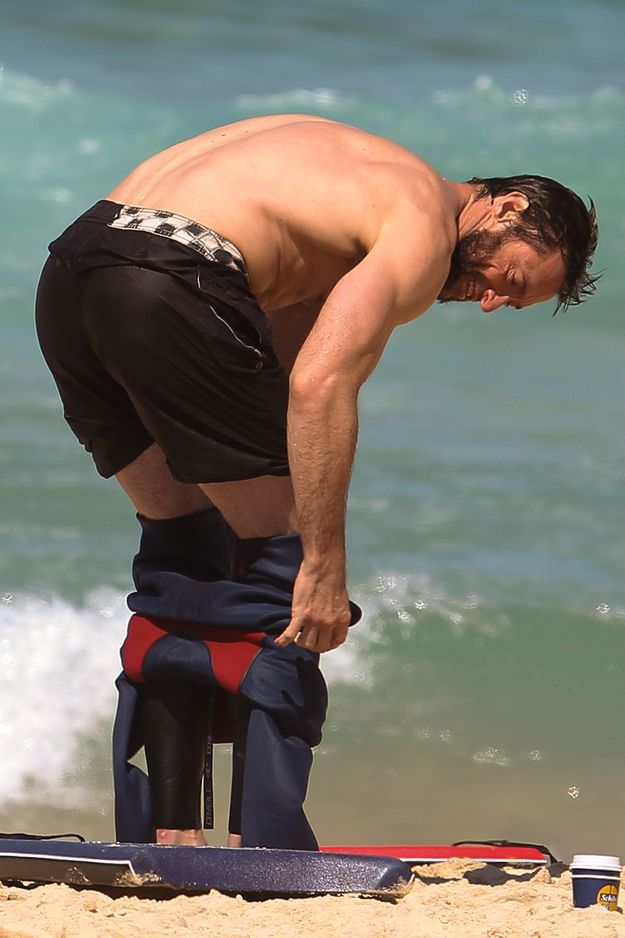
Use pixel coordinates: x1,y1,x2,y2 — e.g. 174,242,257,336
320,845,548,865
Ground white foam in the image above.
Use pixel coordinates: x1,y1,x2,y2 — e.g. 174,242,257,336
0,589,127,802
235,87,350,110
0,65,74,112
321,570,493,682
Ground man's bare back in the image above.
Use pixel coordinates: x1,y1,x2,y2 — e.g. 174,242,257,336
107,114,455,316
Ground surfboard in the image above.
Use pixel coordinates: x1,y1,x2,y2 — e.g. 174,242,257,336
320,843,552,866
0,838,413,898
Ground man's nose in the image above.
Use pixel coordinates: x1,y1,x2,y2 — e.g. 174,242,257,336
480,289,511,313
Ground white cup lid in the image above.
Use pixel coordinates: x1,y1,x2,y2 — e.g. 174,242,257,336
571,854,622,870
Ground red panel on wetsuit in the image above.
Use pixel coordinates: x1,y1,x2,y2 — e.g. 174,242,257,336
203,630,264,695
122,614,264,692
121,614,169,682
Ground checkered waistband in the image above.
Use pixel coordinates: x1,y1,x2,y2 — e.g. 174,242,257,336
108,204,247,276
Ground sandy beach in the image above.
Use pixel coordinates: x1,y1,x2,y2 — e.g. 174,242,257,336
2,859,625,938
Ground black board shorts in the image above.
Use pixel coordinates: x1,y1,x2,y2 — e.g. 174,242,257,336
35,200,290,483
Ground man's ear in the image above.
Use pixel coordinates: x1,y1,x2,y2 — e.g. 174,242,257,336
493,191,529,222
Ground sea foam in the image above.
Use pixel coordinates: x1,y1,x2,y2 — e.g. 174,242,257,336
0,589,126,801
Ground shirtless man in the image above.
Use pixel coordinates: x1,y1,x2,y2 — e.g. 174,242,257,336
35,114,598,850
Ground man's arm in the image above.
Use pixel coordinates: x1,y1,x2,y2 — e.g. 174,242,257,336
275,230,446,653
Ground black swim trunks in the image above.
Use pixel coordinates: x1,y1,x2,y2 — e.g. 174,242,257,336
35,200,290,483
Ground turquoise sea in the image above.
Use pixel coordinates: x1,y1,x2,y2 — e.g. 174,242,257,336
1,0,625,859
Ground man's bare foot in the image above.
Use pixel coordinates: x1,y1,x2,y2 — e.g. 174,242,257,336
226,833,242,848
156,828,205,845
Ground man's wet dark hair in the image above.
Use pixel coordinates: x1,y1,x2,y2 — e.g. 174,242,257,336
467,174,599,312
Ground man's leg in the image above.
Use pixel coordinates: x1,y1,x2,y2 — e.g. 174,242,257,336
116,443,299,846
115,444,214,519
116,442,297,535
138,678,212,846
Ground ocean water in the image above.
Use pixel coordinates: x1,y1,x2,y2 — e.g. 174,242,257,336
2,0,625,859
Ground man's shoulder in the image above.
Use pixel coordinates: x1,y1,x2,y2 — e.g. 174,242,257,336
359,174,457,321
369,169,456,258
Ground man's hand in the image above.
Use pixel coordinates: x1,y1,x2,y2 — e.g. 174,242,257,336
274,563,352,653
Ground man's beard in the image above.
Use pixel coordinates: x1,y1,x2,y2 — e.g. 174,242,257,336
439,228,508,302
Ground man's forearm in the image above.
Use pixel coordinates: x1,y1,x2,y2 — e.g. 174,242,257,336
272,375,356,651
274,263,396,652
286,376,358,576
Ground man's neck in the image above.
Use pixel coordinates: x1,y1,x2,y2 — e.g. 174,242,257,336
449,181,493,239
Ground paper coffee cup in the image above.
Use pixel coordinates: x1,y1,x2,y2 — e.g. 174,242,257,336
570,854,622,910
